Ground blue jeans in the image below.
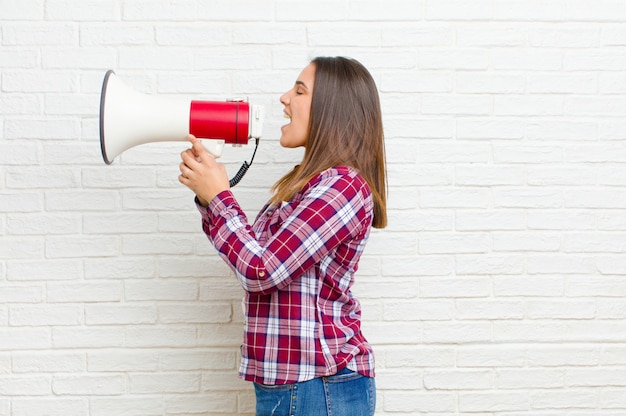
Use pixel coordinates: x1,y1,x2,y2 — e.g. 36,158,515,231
253,368,376,416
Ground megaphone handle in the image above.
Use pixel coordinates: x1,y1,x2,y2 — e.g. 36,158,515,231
200,139,225,157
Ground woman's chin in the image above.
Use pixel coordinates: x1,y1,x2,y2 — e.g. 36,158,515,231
279,127,306,149
279,133,295,148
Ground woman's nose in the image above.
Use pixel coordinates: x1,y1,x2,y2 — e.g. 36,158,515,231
279,92,289,105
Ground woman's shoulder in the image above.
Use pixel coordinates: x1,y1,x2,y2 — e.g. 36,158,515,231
302,166,371,198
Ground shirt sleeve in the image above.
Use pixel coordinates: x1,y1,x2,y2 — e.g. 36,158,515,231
197,172,371,295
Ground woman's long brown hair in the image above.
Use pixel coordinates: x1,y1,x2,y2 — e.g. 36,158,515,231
270,56,387,228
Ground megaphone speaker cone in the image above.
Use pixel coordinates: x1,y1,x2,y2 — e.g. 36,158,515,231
97,69,264,178
99,70,115,165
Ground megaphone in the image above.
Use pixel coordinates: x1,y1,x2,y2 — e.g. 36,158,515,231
99,70,264,177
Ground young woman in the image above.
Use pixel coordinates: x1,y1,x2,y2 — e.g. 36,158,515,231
179,56,387,416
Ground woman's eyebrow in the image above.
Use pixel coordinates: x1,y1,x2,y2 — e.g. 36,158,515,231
295,80,309,89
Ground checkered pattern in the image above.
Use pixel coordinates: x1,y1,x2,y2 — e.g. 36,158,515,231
198,166,376,385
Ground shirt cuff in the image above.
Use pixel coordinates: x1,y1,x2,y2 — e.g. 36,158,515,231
195,190,237,227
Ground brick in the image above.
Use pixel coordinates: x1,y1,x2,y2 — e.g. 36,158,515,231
12,399,87,416
129,372,200,393
83,213,158,234
121,0,199,21
420,188,490,208
350,1,424,21
382,71,452,93
53,375,125,395
12,352,85,373
85,304,157,325
495,95,563,116
423,322,491,343
495,276,565,297
426,0,492,20
308,24,381,47
456,299,525,320
158,303,232,324
456,210,526,231
457,345,526,367
382,25,452,47
457,254,525,275
456,165,525,186
0,286,43,303
384,299,452,321
0,144,41,166
275,0,347,21
164,393,238,415
1,23,75,46
602,23,626,45
527,300,595,319
159,349,237,371
41,47,117,69
6,167,81,189
383,346,455,368
531,25,600,46
0,237,43,259
0,328,50,351
45,235,120,258
80,24,154,46
9,305,82,326
493,231,561,252
0,0,44,20
419,232,491,254
45,0,120,20
528,345,600,367
7,260,82,281
420,276,491,298
89,397,163,416
2,71,77,93
527,254,596,274
493,0,567,21
383,391,456,413
124,326,196,348
382,255,454,277
0,95,41,115
0,49,39,69
84,257,156,279
528,210,597,230
494,188,562,209
87,350,159,372
528,72,598,94
456,26,526,47
531,390,598,410
493,48,563,70
422,94,492,114
567,275,626,296
459,391,528,412
424,369,493,389
4,118,80,139
375,369,422,390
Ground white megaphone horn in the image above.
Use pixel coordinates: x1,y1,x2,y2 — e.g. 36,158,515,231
99,70,264,185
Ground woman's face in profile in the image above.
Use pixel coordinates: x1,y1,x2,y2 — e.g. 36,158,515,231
279,63,315,149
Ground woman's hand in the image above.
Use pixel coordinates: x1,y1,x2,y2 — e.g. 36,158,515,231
179,135,230,206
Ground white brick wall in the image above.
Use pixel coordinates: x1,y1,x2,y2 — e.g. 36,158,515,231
2,0,626,414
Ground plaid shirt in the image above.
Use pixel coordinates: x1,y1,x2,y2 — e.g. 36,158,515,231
197,166,375,385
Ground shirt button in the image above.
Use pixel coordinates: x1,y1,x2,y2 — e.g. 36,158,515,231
258,271,265,278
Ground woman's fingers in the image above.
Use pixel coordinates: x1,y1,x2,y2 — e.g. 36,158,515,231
179,134,229,204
